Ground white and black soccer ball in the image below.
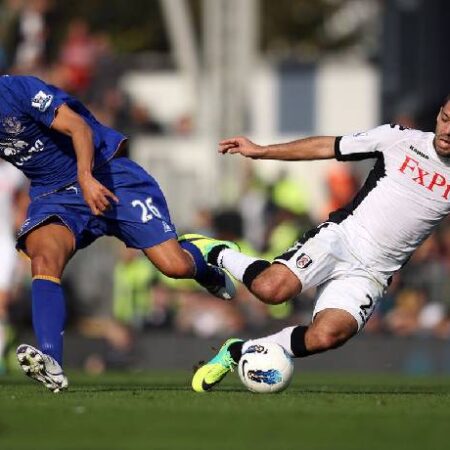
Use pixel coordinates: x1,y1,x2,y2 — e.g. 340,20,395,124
238,342,294,393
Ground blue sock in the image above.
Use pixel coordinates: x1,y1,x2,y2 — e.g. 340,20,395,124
179,241,224,286
31,278,66,366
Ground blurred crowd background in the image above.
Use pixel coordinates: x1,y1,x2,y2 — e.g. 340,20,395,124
0,0,449,372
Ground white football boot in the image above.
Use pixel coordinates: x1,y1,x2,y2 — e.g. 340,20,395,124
16,344,68,393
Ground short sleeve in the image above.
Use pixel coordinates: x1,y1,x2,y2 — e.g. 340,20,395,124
5,76,68,128
335,124,408,161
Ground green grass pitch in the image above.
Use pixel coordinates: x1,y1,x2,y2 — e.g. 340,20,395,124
1,371,450,450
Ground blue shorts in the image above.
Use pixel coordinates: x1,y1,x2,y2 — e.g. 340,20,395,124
17,157,178,253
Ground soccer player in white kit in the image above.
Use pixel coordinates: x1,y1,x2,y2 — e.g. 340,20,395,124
191,94,450,392
0,160,27,372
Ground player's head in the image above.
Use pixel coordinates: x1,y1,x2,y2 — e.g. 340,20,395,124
434,94,450,157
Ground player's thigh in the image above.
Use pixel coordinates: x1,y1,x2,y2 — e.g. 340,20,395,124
274,224,339,293
263,225,341,303
142,238,193,278
313,276,384,332
25,223,75,276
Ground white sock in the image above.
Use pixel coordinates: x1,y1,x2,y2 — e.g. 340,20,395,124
242,326,296,357
218,249,262,283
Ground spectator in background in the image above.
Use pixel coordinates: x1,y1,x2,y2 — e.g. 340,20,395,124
113,246,161,329
174,287,244,338
88,31,120,95
0,0,22,71
378,235,448,337
365,228,450,338
172,114,194,136
191,208,214,237
400,235,447,307
265,173,313,259
385,288,427,337
58,18,96,94
8,0,54,73
90,87,164,137
0,160,28,373
321,163,358,221
239,165,268,252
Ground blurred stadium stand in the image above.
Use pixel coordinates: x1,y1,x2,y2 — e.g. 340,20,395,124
1,0,450,374
381,0,450,130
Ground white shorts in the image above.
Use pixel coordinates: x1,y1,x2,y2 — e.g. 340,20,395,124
0,235,18,291
274,223,386,330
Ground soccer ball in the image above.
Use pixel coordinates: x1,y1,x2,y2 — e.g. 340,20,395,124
238,342,294,393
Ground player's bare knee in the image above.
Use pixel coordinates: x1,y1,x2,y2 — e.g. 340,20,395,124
25,225,74,276
30,253,63,277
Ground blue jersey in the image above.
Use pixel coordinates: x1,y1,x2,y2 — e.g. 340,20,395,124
0,75,126,200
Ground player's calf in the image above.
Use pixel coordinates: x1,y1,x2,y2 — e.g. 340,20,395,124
303,327,350,353
303,309,358,354
249,264,302,304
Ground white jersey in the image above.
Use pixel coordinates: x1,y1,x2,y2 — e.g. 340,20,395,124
0,161,26,290
331,124,449,283
0,161,26,236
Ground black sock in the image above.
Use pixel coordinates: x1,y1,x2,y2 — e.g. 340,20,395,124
290,325,312,357
207,245,228,265
228,341,244,363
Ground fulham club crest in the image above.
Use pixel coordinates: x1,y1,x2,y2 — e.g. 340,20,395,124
296,253,312,269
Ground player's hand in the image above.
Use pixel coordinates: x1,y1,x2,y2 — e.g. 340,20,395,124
78,174,119,216
219,136,265,159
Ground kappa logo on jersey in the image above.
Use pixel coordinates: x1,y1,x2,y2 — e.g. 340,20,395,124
1,116,25,135
409,145,429,160
399,155,450,200
296,253,312,269
31,90,53,112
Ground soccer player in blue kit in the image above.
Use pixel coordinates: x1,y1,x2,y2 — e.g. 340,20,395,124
0,74,237,392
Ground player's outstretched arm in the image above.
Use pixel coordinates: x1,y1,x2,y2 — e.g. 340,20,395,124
219,136,336,161
51,104,118,215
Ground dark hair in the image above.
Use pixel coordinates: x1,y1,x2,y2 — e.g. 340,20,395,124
445,94,450,106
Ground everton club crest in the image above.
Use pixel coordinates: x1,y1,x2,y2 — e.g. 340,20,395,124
2,116,25,135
